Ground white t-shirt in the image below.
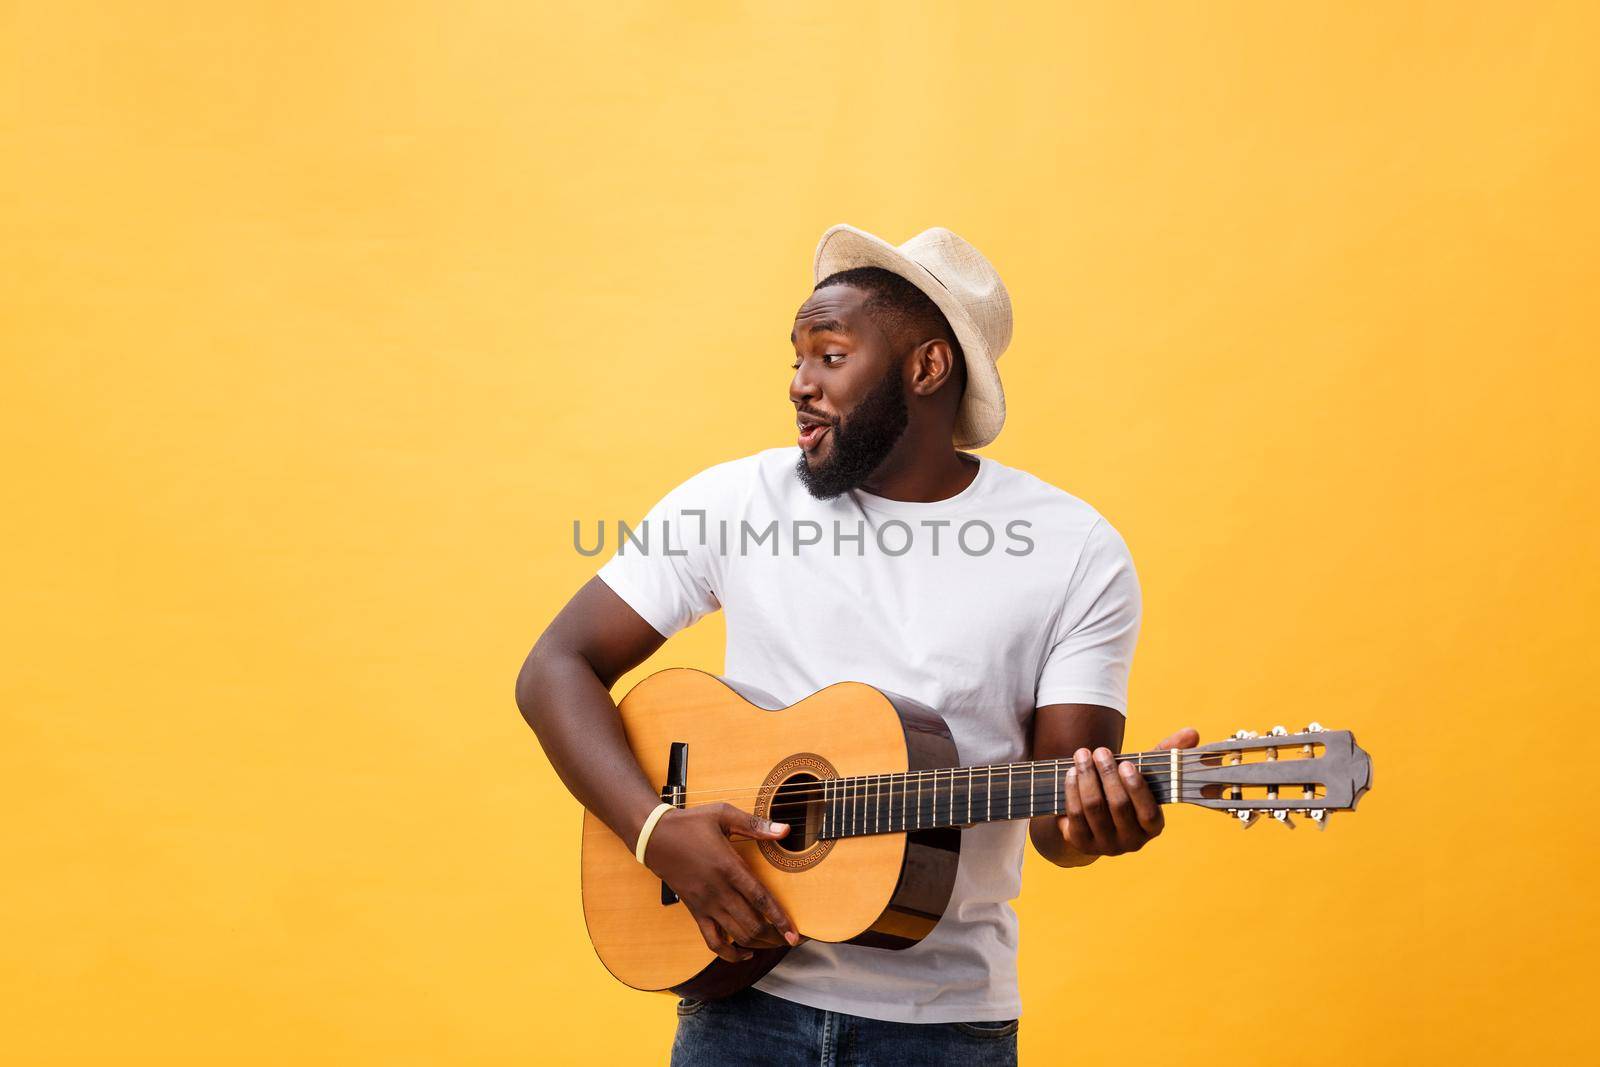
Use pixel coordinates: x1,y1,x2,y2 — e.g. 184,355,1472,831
595,446,1141,1023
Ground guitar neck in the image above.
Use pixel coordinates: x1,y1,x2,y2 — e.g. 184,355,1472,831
816,750,1182,840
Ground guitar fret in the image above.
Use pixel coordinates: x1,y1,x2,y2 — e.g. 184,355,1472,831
822,778,829,838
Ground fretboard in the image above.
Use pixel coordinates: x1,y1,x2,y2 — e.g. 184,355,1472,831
817,752,1184,839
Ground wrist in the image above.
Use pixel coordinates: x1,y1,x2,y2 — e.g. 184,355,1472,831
633,802,676,864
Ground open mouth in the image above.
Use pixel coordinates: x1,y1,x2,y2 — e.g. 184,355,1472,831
797,422,831,452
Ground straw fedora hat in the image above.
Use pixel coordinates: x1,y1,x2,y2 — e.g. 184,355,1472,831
813,223,1013,449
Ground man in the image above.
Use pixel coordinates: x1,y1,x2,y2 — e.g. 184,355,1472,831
516,224,1198,1065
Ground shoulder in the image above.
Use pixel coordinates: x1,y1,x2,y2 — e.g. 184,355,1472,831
979,457,1126,547
979,459,1138,603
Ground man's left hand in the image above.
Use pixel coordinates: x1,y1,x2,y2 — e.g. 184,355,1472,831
1057,728,1200,857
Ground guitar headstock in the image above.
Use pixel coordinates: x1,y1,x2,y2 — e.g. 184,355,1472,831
1179,724,1372,829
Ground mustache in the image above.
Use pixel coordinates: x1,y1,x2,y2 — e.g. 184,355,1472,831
795,407,839,427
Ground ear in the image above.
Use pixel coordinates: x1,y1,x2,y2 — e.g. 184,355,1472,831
906,338,958,398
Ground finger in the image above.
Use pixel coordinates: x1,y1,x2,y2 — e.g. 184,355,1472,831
713,886,771,947
1059,777,1094,854
724,855,800,947
1117,759,1165,837
718,803,790,841
1157,727,1200,751
718,917,768,957
1073,748,1116,847
1093,747,1141,846
695,914,747,963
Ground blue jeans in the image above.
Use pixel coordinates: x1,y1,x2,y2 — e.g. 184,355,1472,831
670,986,1018,1066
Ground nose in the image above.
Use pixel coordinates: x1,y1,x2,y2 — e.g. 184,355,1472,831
789,360,821,408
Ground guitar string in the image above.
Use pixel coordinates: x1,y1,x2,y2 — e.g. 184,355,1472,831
754,800,1208,838
658,754,1210,801
677,786,1248,822
654,750,1311,803
664,748,1291,795
699,786,1210,812
672,780,1320,831
662,776,1307,810
673,775,1200,808
804,787,1225,836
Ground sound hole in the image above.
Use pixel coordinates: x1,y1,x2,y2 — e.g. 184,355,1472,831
769,773,822,852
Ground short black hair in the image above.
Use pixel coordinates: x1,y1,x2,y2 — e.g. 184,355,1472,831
815,266,965,364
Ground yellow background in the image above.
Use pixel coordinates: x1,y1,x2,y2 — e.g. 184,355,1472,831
4,2,1596,1063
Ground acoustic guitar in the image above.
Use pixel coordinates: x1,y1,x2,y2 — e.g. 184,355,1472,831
581,668,1372,999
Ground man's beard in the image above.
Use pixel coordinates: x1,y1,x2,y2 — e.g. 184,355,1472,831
795,363,909,500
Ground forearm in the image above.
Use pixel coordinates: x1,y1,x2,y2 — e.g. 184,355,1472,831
515,641,663,848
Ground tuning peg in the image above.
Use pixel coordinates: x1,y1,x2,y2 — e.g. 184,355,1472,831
1272,808,1295,828
1306,722,1324,733
1230,808,1258,828
1310,809,1328,830
1233,729,1259,740
1270,725,1288,737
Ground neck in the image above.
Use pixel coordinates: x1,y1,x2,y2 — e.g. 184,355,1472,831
858,431,976,503
817,749,1188,840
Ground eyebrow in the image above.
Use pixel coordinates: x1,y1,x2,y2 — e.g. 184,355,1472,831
789,318,852,344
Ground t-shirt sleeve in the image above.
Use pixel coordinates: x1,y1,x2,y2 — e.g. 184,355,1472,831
595,468,726,639
1034,517,1143,714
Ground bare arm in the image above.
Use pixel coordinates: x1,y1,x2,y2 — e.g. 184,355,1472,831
514,577,798,959
514,576,670,848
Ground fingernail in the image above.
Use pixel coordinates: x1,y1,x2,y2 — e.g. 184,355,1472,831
1119,763,1136,779
1066,767,1077,779
770,822,788,832
1095,749,1113,769
786,931,799,946
1074,749,1091,768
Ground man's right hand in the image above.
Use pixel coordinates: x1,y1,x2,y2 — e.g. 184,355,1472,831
641,803,801,962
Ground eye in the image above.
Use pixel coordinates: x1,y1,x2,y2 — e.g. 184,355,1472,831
790,352,848,370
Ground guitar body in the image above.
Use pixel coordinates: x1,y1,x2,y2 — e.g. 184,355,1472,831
580,668,961,998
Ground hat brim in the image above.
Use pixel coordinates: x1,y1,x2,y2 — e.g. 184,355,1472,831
813,225,1005,449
